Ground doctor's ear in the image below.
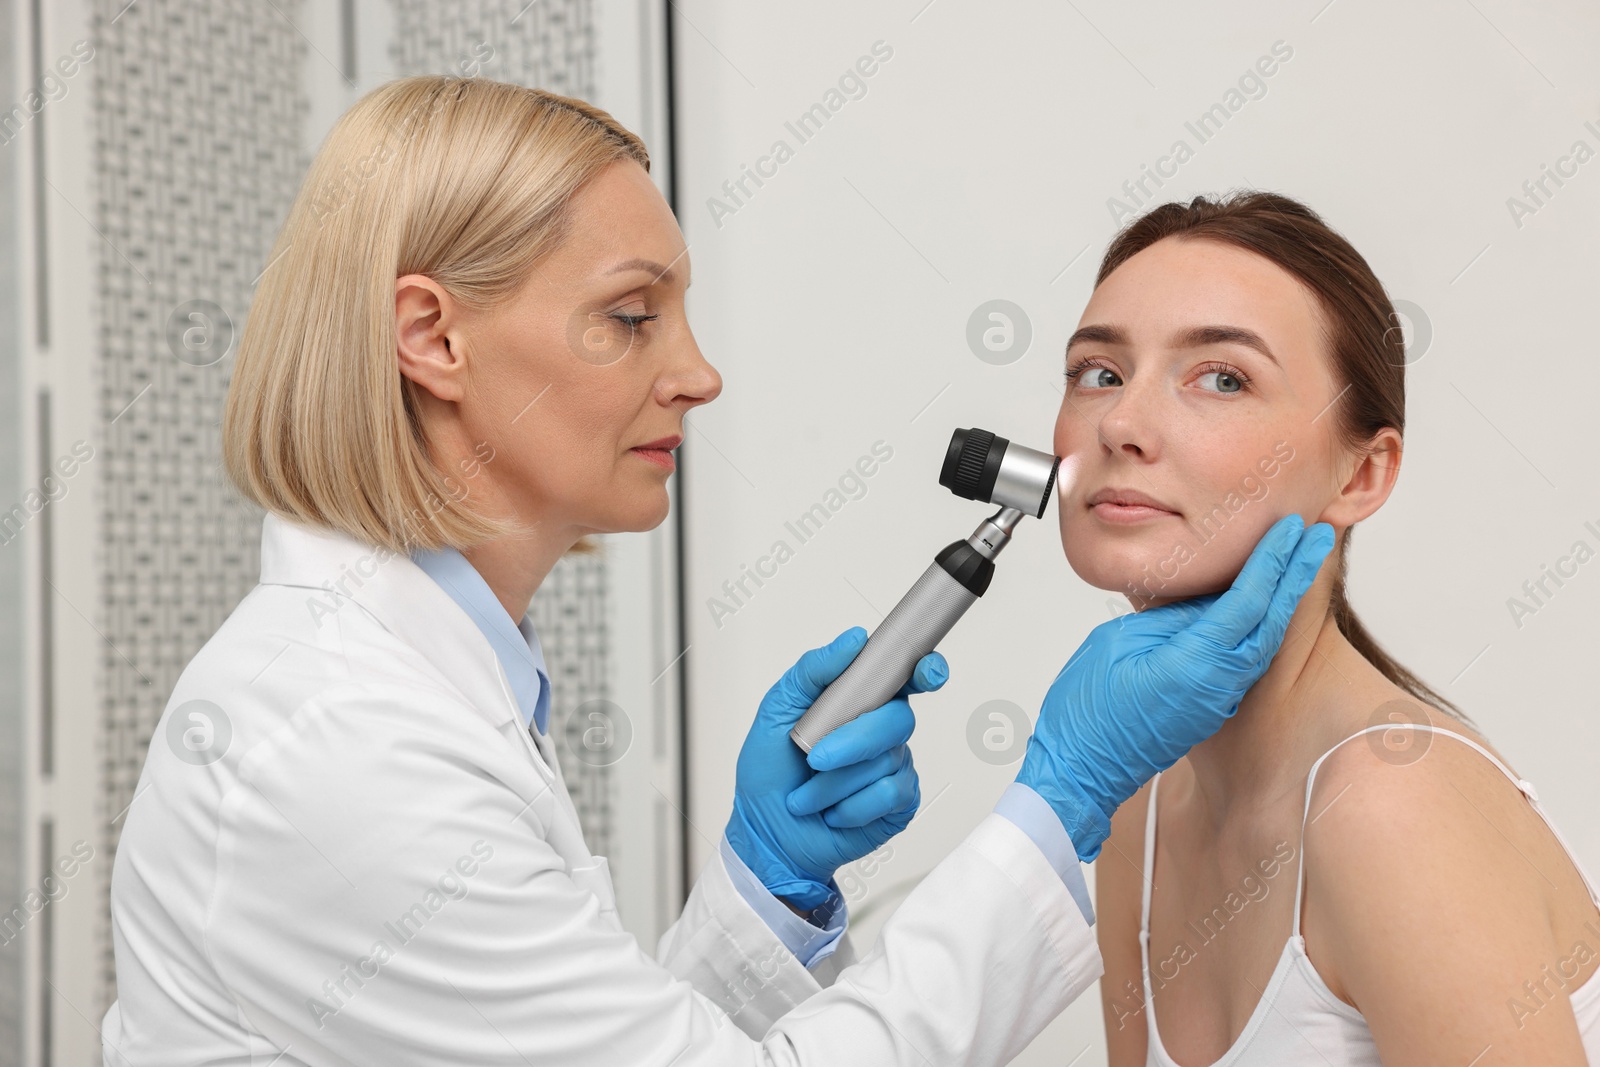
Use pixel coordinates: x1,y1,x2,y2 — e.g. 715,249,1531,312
396,274,469,403
1316,426,1401,529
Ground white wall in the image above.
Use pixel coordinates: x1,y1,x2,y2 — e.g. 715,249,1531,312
673,1,1600,1061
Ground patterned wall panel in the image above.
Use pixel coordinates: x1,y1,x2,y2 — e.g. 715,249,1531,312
90,0,308,1012
391,0,598,96
389,0,617,863
86,0,613,1024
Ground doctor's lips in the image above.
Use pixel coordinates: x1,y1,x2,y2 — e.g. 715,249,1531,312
1086,487,1181,524
629,434,682,471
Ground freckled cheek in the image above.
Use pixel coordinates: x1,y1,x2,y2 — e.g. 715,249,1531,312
1052,407,1099,462
1050,408,1072,460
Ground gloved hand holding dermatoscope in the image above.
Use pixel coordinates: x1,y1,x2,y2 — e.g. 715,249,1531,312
777,424,1332,885
790,427,1060,753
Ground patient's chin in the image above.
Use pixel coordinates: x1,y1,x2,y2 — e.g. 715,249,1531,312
1065,537,1248,604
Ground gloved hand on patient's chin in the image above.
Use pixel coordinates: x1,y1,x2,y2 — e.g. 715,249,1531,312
1018,514,1335,862
725,626,948,912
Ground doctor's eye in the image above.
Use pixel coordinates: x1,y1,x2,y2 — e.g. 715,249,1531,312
569,305,656,365
1065,357,1122,389
610,311,659,330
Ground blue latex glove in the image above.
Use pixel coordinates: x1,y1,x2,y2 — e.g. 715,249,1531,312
1019,514,1336,861
725,626,949,911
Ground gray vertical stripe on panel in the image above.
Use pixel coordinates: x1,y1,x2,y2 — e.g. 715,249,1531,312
35,390,48,780
28,0,46,348
37,819,50,1067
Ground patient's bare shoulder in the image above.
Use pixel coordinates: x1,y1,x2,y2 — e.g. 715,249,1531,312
1301,705,1553,924
1298,705,1600,1061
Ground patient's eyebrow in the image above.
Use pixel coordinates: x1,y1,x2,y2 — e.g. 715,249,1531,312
1064,322,1281,368
1175,324,1280,367
1064,323,1128,357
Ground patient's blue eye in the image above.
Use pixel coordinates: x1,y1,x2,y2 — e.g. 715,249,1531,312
1193,361,1251,394
1065,358,1121,388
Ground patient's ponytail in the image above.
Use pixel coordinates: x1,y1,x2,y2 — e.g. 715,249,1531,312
1098,191,1466,721
1329,527,1466,720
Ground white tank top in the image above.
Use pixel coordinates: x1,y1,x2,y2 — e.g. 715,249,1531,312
1138,724,1600,1066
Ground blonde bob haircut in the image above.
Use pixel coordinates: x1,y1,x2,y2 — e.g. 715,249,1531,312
223,75,650,555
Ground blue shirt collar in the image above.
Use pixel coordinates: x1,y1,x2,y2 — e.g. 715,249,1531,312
409,544,551,735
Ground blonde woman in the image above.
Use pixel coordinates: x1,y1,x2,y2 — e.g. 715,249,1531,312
101,76,1330,1066
1067,193,1600,1065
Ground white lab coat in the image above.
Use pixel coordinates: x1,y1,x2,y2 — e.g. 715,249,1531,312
101,512,1102,1066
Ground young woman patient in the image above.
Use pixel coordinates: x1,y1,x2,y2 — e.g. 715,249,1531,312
1058,191,1600,1066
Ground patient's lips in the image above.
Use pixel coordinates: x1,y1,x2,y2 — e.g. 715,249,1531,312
1087,487,1181,524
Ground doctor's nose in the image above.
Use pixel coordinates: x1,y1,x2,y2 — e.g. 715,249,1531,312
658,332,722,412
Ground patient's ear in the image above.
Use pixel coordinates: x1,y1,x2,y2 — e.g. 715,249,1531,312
1318,427,1401,528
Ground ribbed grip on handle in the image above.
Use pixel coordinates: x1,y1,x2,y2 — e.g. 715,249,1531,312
790,561,980,752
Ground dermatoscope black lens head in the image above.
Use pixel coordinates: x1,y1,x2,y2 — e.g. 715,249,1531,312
940,426,1061,519
940,427,1006,503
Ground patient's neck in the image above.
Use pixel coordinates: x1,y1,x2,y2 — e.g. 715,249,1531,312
1180,568,1371,824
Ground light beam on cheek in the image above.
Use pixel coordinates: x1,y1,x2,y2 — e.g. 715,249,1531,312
1054,452,1086,506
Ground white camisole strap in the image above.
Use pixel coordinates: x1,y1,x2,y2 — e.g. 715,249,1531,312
1140,771,1163,933
1290,723,1600,939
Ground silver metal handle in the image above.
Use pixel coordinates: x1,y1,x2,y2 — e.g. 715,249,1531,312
790,561,978,752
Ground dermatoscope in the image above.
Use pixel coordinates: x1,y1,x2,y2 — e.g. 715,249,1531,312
790,427,1060,753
